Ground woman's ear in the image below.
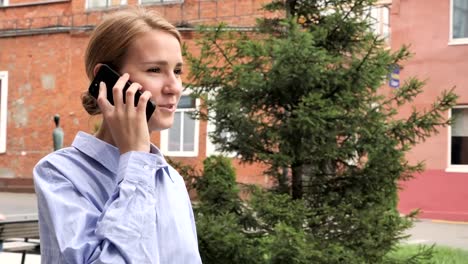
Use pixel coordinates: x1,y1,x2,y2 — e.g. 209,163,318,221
93,63,104,77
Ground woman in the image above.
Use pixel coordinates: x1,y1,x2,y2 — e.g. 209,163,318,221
34,8,202,264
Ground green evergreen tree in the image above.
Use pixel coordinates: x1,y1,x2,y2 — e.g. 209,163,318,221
192,156,263,264
184,0,458,262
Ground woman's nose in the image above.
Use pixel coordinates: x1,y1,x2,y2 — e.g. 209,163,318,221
162,73,182,94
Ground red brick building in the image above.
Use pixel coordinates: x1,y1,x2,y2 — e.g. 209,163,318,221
0,0,271,192
1,0,467,221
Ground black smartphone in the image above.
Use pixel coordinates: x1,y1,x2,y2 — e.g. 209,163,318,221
88,64,156,121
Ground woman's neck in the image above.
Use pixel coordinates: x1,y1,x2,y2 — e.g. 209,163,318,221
94,121,116,147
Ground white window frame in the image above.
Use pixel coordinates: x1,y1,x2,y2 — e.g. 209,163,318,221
0,0,9,6
138,0,182,5
0,71,8,154
205,92,236,157
446,105,468,172
160,92,200,157
206,119,219,156
206,118,237,158
85,0,127,10
449,0,468,45
368,4,390,44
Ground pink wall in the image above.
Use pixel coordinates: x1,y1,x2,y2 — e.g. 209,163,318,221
392,0,468,221
399,170,468,221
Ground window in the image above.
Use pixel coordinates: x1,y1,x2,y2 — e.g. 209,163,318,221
319,1,390,44
139,0,181,5
450,0,468,44
86,0,126,9
362,2,391,45
368,5,390,43
0,0,8,6
206,118,236,157
447,106,468,172
205,92,236,157
160,95,199,157
0,72,8,154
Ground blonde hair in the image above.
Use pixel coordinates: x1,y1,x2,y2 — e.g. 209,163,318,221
82,7,181,115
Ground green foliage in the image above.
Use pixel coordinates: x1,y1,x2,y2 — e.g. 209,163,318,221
196,212,263,264
261,223,317,264
193,156,261,264
192,156,432,263
196,155,241,214
250,190,311,230
184,0,459,263
387,244,468,264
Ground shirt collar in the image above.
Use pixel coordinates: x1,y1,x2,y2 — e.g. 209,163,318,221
72,131,119,174
72,131,169,176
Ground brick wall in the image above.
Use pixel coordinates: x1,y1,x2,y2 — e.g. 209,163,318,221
0,0,272,191
0,33,90,179
0,0,269,29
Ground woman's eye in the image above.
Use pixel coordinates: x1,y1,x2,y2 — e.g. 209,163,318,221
174,68,183,75
147,67,161,73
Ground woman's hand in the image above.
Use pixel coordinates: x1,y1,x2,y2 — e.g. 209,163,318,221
96,73,152,154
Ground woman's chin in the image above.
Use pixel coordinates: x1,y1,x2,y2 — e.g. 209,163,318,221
148,118,173,132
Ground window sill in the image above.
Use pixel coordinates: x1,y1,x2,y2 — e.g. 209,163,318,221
0,0,68,8
164,152,198,158
85,5,126,12
448,39,468,46
139,0,183,6
445,166,468,173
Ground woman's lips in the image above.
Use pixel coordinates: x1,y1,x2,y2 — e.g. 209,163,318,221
157,104,176,112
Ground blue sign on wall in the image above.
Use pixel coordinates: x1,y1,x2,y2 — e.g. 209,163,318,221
389,65,400,88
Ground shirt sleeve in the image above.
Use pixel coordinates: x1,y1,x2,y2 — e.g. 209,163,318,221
34,151,158,264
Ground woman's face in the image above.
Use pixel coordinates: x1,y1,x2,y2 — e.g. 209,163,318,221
119,29,183,131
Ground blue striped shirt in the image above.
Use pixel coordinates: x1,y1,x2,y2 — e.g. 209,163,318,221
33,131,201,264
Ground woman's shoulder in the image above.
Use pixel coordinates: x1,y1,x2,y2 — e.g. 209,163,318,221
35,147,81,169
33,146,87,183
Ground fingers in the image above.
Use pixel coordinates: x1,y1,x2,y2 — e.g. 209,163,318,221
101,73,148,121
97,81,112,112
96,73,151,154
112,73,129,108
136,90,152,114
125,83,143,112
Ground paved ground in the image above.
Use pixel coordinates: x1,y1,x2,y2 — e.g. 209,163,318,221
0,192,39,263
0,252,41,264
1,192,468,263
0,192,37,221
405,219,468,250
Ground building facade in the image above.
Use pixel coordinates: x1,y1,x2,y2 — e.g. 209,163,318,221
1,0,466,221
392,0,468,221
0,0,271,191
